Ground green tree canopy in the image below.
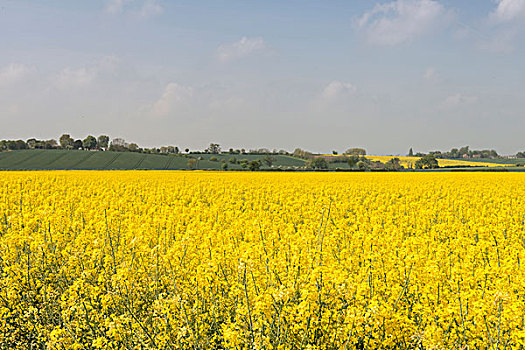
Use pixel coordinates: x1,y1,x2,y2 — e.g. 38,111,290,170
59,134,74,149
415,154,439,169
97,135,109,149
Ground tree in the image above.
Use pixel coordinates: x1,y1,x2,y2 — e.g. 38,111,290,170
59,134,74,149
293,148,312,159
165,146,178,154
458,146,470,158
332,151,338,155
187,158,197,169
26,138,37,149
263,155,275,167
7,140,27,150
449,148,459,158
206,143,221,154
97,135,109,150
44,139,58,149
248,160,261,171
415,154,439,169
307,158,328,170
73,139,83,149
347,155,361,168
408,148,414,157
83,135,97,150
128,143,140,152
222,163,228,170
344,148,366,156
385,157,402,171
357,161,368,170
185,148,189,153
109,138,128,152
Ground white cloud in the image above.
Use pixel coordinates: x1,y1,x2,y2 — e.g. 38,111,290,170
355,0,455,46
216,37,267,62
140,0,163,18
321,81,357,100
152,83,194,117
441,93,478,109
105,0,163,18
105,0,131,14
0,63,35,86
54,56,120,90
55,67,96,89
423,67,441,83
491,0,525,23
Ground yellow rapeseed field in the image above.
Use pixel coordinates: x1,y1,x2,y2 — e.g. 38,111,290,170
364,156,509,168
1,171,524,349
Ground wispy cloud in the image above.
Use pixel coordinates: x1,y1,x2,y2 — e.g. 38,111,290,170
423,67,441,84
105,0,131,14
216,37,267,62
0,63,35,86
139,0,163,19
440,93,478,110
490,0,525,23
104,0,163,18
471,0,525,53
151,83,194,117
355,0,455,46
54,56,120,90
321,81,357,100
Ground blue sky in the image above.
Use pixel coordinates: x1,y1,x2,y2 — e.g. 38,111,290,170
1,0,524,154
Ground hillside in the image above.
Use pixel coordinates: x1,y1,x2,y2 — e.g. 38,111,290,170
1,150,520,171
0,150,306,170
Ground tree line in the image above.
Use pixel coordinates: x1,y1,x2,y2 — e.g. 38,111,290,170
0,134,181,155
408,146,501,159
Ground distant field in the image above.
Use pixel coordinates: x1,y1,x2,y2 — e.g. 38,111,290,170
445,157,525,165
1,150,518,171
364,155,511,168
0,150,306,170
320,154,511,169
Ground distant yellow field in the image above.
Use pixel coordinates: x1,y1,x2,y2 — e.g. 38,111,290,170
1,171,525,348
322,154,509,168
365,155,510,168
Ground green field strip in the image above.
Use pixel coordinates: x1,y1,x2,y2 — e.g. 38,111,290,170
273,155,306,166
51,151,92,169
138,154,173,169
43,151,70,168
0,151,26,167
2,150,44,169
0,150,308,170
168,156,189,169
0,151,14,161
72,152,115,169
69,152,96,169
106,153,146,169
163,156,173,170
16,150,68,169
196,159,222,170
103,152,122,169
134,154,147,169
